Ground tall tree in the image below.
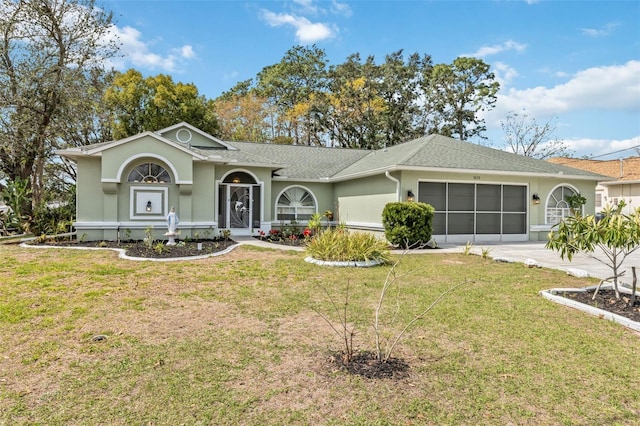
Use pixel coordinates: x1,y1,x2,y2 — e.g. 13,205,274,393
50,68,116,188
104,69,219,139
0,0,118,211
214,91,270,142
423,57,499,141
501,110,572,159
378,50,432,146
325,53,385,149
256,45,328,145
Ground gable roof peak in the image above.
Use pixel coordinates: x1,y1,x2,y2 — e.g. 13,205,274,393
156,122,237,151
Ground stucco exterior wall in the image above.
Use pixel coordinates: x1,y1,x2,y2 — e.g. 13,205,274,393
334,174,397,227
191,162,216,224
76,157,103,222
601,182,640,214
101,136,194,183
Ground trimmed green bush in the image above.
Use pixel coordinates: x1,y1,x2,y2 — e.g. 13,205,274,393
382,202,434,248
305,228,390,263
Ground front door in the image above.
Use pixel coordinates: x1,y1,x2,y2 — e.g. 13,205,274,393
228,185,251,230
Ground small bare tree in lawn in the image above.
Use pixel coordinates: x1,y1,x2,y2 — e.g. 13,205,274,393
311,252,463,368
373,257,464,362
546,201,640,300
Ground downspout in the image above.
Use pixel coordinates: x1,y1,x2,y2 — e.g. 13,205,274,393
385,171,401,201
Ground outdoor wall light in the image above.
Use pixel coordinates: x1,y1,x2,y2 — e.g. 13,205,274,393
146,200,152,212
532,193,540,204
407,190,415,202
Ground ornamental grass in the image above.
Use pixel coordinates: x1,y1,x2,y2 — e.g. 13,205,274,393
305,228,391,263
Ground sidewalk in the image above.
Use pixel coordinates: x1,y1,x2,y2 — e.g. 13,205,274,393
236,236,640,283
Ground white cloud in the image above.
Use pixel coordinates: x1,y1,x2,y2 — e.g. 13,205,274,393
289,0,351,17
103,25,196,72
563,136,640,158
465,40,527,58
223,71,239,81
179,45,196,59
493,61,519,86
580,22,620,37
487,60,640,121
261,9,336,43
481,61,640,157
331,0,352,17
292,0,319,15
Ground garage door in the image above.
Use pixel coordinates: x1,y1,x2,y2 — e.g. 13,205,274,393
418,182,528,242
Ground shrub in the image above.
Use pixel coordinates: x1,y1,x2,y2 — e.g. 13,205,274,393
305,228,390,263
382,202,434,249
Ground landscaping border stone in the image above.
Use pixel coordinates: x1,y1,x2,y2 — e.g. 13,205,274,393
304,256,384,268
540,284,640,332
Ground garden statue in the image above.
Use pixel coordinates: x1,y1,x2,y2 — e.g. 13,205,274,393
165,206,179,245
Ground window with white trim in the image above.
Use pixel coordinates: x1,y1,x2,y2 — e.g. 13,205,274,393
127,163,171,183
546,185,579,225
276,187,316,221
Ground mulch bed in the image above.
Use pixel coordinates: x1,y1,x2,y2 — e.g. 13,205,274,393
328,351,410,380
27,239,237,259
561,288,640,323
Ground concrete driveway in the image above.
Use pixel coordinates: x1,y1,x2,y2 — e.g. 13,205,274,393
431,241,640,283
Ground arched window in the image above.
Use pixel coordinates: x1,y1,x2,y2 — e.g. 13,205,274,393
546,185,580,225
127,163,171,183
276,186,316,221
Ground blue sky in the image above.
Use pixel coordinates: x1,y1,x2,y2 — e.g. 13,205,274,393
104,0,639,159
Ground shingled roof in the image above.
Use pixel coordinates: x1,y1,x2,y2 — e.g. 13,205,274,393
548,157,640,183
223,141,370,181
222,135,608,182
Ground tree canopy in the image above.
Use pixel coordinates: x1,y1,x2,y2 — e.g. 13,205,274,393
0,0,118,211
214,46,499,149
104,69,219,139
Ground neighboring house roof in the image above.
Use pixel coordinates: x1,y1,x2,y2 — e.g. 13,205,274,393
548,157,640,184
56,123,608,182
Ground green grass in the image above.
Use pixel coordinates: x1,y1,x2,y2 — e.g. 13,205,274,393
1,244,639,425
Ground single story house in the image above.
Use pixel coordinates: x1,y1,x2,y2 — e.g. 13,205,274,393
548,156,640,215
56,122,608,243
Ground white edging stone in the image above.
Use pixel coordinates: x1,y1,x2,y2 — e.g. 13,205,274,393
566,268,590,278
540,285,640,332
20,242,240,262
304,256,383,268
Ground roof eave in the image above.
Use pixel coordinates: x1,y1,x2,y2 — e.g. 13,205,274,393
331,165,608,182
600,178,640,186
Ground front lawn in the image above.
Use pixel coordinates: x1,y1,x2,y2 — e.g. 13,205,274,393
1,244,639,425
